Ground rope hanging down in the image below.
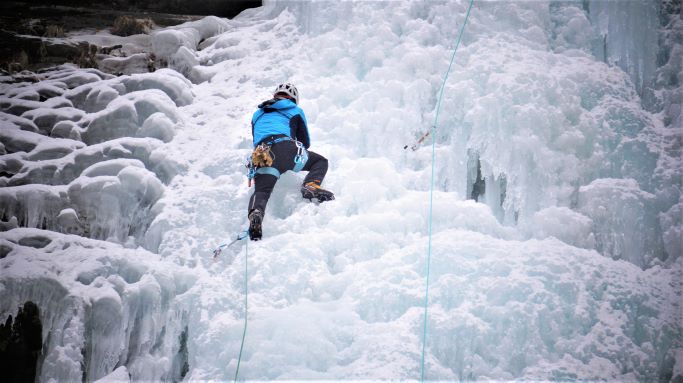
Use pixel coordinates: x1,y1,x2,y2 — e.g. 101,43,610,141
211,230,250,381
420,0,474,381
234,238,249,382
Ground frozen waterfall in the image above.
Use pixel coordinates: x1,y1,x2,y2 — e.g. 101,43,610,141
1,0,681,381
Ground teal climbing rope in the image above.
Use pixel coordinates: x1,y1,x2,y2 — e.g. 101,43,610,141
234,239,248,382
420,0,474,381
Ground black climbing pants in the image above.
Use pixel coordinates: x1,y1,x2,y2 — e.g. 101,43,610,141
248,140,328,215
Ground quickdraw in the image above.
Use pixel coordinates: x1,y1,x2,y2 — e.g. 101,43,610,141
292,140,308,172
404,127,434,151
212,230,249,259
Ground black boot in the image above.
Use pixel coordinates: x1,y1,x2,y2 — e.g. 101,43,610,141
301,182,335,202
249,209,263,240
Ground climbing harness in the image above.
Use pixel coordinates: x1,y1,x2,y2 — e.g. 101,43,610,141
420,1,475,381
245,137,308,186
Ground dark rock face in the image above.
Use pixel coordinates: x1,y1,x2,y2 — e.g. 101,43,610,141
0,1,261,72
134,0,262,18
0,302,43,383
10,0,261,18
0,29,98,72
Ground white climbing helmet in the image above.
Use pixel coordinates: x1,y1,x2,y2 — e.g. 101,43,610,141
273,83,299,104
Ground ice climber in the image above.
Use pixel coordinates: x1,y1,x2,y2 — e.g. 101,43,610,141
247,83,334,240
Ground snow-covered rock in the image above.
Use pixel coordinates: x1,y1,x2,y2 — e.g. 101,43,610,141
152,16,229,79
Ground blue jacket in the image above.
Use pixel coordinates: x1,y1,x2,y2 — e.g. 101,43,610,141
251,98,310,148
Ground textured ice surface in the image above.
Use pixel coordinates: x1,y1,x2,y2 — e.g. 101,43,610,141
7,137,175,186
0,63,189,250
0,229,195,382
587,0,659,96
0,163,163,244
578,178,662,268
82,89,180,144
152,16,230,80
1,0,682,381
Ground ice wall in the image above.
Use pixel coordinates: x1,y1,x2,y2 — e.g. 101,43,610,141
1,0,681,381
583,0,681,268
0,18,230,380
220,0,679,267
0,61,205,381
149,1,680,380
0,66,191,247
587,0,659,97
0,229,196,382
